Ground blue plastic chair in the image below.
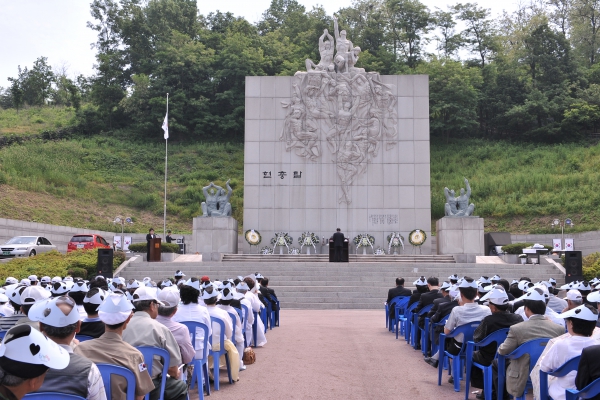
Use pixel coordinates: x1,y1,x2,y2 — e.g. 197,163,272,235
566,376,600,399
438,321,481,392
233,307,246,345
208,317,233,390
264,300,273,330
401,302,419,342
227,312,240,347
392,297,410,338
260,307,268,333
25,394,85,400
497,338,550,400
430,314,450,357
75,334,94,342
412,304,433,349
97,363,136,400
464,328,510,400
0,331,6,340
252,311,259,346
386,296,408,331
136,346,170,400
539,355,581,400
181,321,210,399
240,304,250,347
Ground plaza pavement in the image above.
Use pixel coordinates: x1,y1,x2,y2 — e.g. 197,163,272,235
201,309,529,400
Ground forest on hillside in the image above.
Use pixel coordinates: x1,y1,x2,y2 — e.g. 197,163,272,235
2,0,600,144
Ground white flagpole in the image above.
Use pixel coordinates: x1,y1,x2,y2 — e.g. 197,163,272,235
163,93,169,238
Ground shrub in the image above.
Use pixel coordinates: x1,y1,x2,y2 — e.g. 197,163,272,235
501,243,552,254
128,242,179,253
583,252,600,280
68,267,87,279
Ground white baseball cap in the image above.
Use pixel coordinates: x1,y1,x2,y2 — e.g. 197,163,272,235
131,286,163,304
174,270,186,277
448,274,459,281
548,278,557,284
6,285,25,305
201,287,218,300
517,286,548,302
20,286,51,305
255,272,264,279
157,287,180,307
458,279,478,289
19,279,31,287
51,276,62,283
491,275,501,281
588,291,600,303
440,281,452,290
69,281,89,293
83,288,107,306
29,296,80,327
220,288,235,301
0,325,69,377
567,289,583,301
448,285,460,300
558,304,599,322
98,293,135,325
40,276,51,283
185,278,201,290
5,277,18,285
478,284,492,293
28,275,38,282
51,282,69,296
480,286,509,306
414,277,427,286
236,282,250,291
518,281,534,291
478,276,491,285
161,279,173,287
126,280,140,289
576,281,592,291
0,294,8,303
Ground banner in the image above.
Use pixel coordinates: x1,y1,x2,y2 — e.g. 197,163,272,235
113,236,122,250
124,236,132,251
565,238,574,251
552,239,562,252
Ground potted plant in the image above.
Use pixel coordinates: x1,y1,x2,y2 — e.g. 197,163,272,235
518,254,527,264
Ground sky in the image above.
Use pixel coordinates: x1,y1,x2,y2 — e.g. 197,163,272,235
0,0,520,88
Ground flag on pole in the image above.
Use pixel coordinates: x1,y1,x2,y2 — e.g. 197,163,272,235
162,113,169,139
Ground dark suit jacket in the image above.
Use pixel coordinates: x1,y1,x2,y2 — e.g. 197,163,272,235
427,296,450,319
415,289,443,313
332,232,345,247
146,233,155,251
387,286,412,304
408,292,423,308
472,311,523,365
259,286,279,310
430,300,458,324
576,345,600,400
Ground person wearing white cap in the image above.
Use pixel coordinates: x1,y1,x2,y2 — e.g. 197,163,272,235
4,277,18,285
173,280,212,362
425,277,491,369
74,293,155,400
408,276,429,308
69,280,89,320
156,288,194,365
564,289,583,312
27,276,38,286
14,286,52,331
496,287,566,399
414,277,443,350
174,270,186,285
424,282,458,357
202,286,240,381
0,324,70,399
514,285,565,327
79,288,107,338
0,285,27,331
538,304,599,400
469,287,523,398
243,277,267,347
122,287,187,400
234,281,255,347
217,287,246,370
28,296,106,400
545,282,568,313
0,294,12,318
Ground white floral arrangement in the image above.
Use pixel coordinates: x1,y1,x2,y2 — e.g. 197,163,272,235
288,247,300,255
244,229,261,246
353,233,375,248
387,232,404,248
270,232,293,246
260,246,274,255
374,248,386,255
408,229,427,246
518,253,527,259
298,232,319,246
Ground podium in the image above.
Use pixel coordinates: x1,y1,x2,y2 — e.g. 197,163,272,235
149,238,162,262
328,238,349,262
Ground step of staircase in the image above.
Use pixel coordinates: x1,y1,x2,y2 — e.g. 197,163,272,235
117,258,565,309
222,254,456,263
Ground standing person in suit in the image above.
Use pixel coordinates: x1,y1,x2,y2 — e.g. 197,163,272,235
493,287,565,400
332,228,345,262
146,228,155,261
414,277,444,349
165,230,173,243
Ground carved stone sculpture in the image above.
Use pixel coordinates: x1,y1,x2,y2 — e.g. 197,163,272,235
201,180,233,217
444,178,476,217
280,15,398,204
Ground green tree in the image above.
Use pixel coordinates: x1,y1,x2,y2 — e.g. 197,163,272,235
570,0,600,65
432,8,463,58
453,3,497,67
384,0,432,68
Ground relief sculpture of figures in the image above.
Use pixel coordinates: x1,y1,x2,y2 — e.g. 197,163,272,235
201,180,233,217
280,15,398,204
444,178,476,217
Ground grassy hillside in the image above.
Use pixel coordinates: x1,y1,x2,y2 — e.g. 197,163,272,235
1,108,599,234
0,107,76,136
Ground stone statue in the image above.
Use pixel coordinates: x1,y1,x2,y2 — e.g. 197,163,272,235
279,15,398,204
305,29,335,71
444,178,476,217
201,180,233,217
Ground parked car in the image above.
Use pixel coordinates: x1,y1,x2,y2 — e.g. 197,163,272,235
0,236,57,258
67,234,112,253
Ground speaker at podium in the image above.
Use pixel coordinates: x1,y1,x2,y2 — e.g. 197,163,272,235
329,238,349,262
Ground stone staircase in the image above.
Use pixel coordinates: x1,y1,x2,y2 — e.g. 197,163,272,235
221,254,456,263
117,258,565,310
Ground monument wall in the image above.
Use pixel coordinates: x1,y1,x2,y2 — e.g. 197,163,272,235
243,74,431,254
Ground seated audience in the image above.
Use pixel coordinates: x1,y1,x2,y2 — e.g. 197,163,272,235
15,286,51,330
173,279,212,359
386,277,411,318
79,288,107,338
575,344,600,399
414,277,443,350
259,277,279,311
69,280,89,319
156,288,195,365
428,284,460,353
0,285,26,330
75,292,155,400
29,296,106,400
0,293,13,317
217,286,246,370
244,277,267,347
235,281,255,345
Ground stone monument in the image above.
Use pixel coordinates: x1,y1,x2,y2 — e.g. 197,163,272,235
243,16,431,253
437,177,484,262
194,179,237,260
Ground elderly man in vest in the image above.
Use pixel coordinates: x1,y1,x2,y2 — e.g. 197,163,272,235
28,295,106,400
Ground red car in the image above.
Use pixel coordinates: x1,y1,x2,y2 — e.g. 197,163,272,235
67,234,112,253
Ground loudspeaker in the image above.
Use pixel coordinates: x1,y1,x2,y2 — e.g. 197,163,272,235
97,249,114,278
565,251,583,283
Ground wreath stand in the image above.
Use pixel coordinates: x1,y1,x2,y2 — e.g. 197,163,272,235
412,244,422,254
388,233,405,255
272,233,290,255
301,239,317,255
357,241,374,255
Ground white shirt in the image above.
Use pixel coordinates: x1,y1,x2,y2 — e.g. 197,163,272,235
173,302,212,358
540,335,598,400
217,304,244,344
445,302,491,342
547,295,568,313
239,297,254,330
206,305,233,343
0,303,14,317
244,291,263,312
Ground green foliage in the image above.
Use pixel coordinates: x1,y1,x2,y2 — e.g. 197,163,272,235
0,107,76,136
128,242,180,253
500,243,553,254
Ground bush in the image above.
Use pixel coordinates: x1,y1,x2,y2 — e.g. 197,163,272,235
128,242,180,253
583,252,600,280
68,267,88,279
501,243,553,254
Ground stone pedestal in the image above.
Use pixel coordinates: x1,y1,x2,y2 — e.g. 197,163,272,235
192,217,238,261
436,217,484,263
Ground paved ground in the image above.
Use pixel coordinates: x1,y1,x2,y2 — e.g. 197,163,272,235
200,310,485,400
